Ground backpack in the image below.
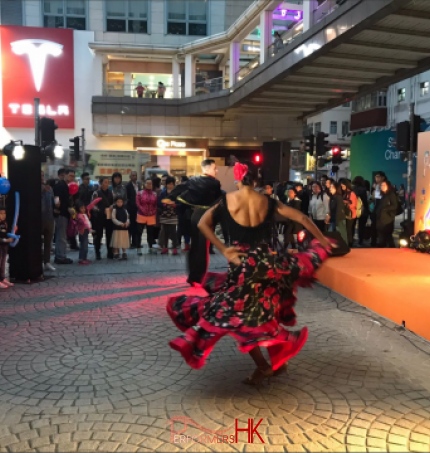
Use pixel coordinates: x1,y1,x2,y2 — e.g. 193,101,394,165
356,197,363,219
395,194,404,216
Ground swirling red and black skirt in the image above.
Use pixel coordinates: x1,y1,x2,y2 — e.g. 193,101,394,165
167,241,329,370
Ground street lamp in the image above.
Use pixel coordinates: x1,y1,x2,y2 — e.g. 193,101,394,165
2,140,25,160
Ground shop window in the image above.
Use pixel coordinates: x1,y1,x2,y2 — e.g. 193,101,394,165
314,122,321,133
330,121,337,135
106,0,148,34
167,0,207,36
43,0,86,30
398,88,406,103
420,81,429,97
341,121,350,136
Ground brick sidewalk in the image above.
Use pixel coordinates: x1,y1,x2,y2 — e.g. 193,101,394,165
1,251,430,452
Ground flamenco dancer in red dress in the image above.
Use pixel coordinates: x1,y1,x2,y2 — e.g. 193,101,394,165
167,163,333,385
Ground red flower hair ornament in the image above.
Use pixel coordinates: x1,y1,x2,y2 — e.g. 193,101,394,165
233,163,248,182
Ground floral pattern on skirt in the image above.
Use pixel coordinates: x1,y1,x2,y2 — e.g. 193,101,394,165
167,240,329,370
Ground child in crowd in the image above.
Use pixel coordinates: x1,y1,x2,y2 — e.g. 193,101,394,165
0,207,14,289
76,201,92,265
111,196,130,260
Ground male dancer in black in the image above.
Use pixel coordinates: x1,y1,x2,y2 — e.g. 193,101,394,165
167,159,222,287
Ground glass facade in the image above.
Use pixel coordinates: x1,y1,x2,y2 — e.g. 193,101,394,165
43,0,86,30
106,0,148,33
166,0,207,36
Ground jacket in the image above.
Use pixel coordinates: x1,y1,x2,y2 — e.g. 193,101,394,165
330,194,346,225
158,188,177,223
376,190,397,227
296,189,310,215
78,184,94,206
175,175,222,209
111,184,127,204
112,206,130,230
136,189,157,216
353,186,369,215
76,213,91,235
126,180,141,211
53,179,70,218
343,190,358,219
309,193,330,221
92,188,114,218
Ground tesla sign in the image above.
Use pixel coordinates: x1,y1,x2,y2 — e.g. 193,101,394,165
1,26,74,128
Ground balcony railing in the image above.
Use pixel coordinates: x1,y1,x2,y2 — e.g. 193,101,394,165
192,77,228,95
102,76,228,99
102,83,180,99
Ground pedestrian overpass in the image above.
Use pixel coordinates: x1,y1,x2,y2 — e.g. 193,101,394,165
93,0,430,136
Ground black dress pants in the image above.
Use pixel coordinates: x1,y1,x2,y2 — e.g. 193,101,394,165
93,216,113,258
187,208,209,284
128,208,139,247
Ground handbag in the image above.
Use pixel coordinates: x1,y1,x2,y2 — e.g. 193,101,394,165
67,218,78,238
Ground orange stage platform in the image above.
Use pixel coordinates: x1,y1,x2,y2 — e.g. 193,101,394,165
316,248,430,342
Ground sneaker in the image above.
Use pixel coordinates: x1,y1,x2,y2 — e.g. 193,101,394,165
44,263,56,271
2,279,14,287
172,249,178,256
79,259,91,265
54,258,73,264
0,282,8,289
137,248,143,256
78,260,87,265
182,244,190,252
152,243,160,249
96,254,101,261
113,254,120,260
121,253,127,260
161,248,168,255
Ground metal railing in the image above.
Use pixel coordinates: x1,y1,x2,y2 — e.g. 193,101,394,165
193,76,228,95
102,83,181,99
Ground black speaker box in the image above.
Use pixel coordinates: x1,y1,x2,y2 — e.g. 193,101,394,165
324,231,350,256
7,145,43,281
262,141,290,184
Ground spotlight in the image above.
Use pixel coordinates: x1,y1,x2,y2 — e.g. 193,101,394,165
399,238,409,248
2,140,25,160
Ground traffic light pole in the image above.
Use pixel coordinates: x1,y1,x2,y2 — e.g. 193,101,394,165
81,128,86,168
314,150,318,183
407,102,414,223
34,98,40,146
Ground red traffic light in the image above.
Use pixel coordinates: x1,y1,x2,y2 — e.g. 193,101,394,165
332,146,341,155
253,154,262,164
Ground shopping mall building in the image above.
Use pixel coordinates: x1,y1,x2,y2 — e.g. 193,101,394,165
1,0,322,180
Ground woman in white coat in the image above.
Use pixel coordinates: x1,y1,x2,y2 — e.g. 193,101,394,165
308,181,330,232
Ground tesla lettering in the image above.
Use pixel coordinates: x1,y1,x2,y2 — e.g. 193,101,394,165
11,39,63,92
8,103,69,116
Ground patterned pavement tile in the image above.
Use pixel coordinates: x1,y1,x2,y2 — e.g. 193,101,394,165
0,250,430,452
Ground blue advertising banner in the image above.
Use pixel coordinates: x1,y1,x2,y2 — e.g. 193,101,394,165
350,130,408,188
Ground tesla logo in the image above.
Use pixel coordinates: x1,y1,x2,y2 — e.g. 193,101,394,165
11,39,63,92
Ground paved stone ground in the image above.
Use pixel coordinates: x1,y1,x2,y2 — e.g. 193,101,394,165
1,247,430,453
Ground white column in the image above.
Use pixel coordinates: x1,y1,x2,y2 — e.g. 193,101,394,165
123,72,133,97
172,59,180,98
259,10,273,65
303,0,316,32
185,54,196,97
229,41,240,87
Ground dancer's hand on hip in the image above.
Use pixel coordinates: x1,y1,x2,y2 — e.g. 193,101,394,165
223,246,247,266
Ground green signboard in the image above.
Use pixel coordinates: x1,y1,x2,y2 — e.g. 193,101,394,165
350,130,408,188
